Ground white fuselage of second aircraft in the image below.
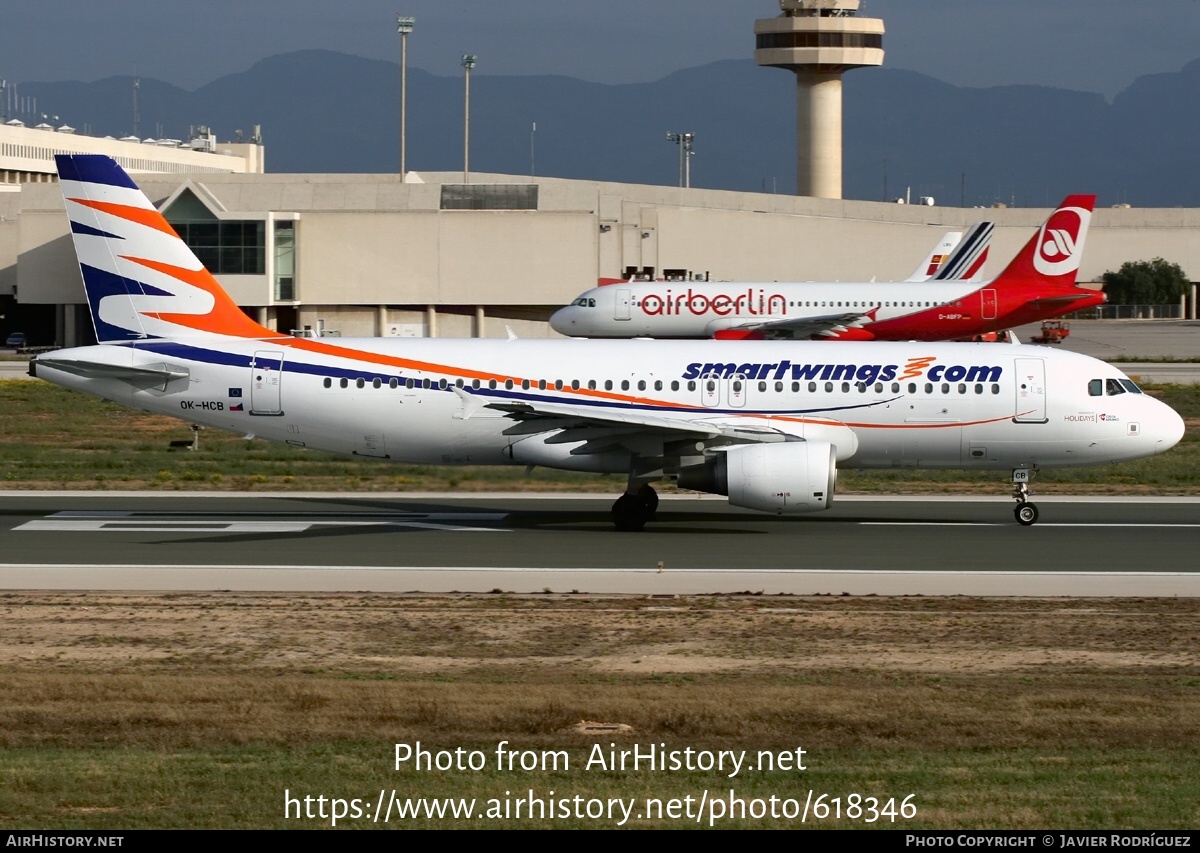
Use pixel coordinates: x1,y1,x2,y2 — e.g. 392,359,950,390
551,280,998,337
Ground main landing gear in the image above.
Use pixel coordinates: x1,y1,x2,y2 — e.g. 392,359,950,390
1011,468,1039,526
612,484,659,531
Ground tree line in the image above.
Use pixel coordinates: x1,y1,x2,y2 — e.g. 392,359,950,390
1101,258,1191,305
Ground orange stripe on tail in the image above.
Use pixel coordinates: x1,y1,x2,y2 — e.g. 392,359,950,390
67,198,181,237
121,255,278,338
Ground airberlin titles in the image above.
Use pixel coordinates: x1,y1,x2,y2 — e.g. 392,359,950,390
681,356,1002,384
638,287,788,317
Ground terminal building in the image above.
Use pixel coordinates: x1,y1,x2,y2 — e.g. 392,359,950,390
5,150,1200,348
0,121,264,342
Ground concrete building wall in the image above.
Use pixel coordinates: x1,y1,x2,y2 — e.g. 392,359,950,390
294,209,596,306
6,169,1200,347
15,189,79,305
0,193,20,297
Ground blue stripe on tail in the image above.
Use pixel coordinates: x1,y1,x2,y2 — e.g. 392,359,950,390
55,154,141,189
79,264,170,342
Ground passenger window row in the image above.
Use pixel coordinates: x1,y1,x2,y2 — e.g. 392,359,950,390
321,376,1002,397
632,300,949,309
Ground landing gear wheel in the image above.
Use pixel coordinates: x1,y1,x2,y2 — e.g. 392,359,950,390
1014,503,1039,526
1010,469,1038,526
635,484,659,518
612,493,650,531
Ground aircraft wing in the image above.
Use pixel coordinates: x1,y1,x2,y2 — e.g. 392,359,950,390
718,310,875,340
455,388,794,445
459,390,861,466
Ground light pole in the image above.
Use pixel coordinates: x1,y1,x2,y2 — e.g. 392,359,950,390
684,132,694,188
665,131,695,188
397,15,415,180
461,54,476,183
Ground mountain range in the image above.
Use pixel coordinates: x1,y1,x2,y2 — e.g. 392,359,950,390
12,50,1200,207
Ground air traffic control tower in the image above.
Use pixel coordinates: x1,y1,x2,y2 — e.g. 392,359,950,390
755,0,884,199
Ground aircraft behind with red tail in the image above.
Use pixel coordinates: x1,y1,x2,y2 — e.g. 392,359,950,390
550,197,1102,342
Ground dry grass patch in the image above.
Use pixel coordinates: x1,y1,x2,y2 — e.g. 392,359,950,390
2,593,1199,828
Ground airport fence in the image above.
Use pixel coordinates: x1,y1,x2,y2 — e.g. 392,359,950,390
1069,304,1187,320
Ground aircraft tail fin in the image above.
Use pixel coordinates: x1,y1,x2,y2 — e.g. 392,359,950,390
905,231,961,282
56,154,276,343
991,195,1095,289
931,221,994,282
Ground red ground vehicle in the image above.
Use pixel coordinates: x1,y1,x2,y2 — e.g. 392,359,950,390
1031,320,1070,344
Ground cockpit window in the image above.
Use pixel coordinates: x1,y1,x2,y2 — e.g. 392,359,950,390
1105,379,1125,396
1119,379,1143,394
1088,379,1103,397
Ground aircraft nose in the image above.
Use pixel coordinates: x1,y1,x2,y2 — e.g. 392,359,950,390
549,307,573,334
1148,400,1186,453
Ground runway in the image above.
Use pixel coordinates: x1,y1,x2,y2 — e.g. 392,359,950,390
1,492,1197,596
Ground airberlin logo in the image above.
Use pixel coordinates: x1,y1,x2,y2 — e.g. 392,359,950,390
1034,206,1091,277
681,356,1002,384
637,287,787,317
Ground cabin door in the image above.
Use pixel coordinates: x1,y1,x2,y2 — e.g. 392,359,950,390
250,350,284,416
1013,357,1047,423
981,289,998,320
615,289,631,321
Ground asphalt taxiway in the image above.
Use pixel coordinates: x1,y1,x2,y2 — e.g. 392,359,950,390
1,492,1197,596
1010,319,1200,382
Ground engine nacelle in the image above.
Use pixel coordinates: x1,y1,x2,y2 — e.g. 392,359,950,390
677,441,836,514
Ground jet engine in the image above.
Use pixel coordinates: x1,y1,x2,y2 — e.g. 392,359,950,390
677,441,836,514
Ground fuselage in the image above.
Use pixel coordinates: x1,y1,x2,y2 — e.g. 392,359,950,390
549,279,1105,340
34,337,1183,474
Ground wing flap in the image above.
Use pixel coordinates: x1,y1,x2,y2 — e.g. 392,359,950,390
729,311,873,340
484,398,725,437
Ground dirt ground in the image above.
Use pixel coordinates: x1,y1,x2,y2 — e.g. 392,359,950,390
3,593,1196,677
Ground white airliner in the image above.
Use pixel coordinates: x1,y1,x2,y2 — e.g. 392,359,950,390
549,200,1095,341
33,156,1183,530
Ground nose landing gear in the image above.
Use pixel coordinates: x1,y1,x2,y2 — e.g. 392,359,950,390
1012,469,1038,526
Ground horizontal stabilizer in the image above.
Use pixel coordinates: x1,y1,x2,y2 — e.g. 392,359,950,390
33,357,189,392
1027,293,1099,306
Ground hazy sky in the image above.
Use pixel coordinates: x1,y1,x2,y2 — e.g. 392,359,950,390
3,1,1199,98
